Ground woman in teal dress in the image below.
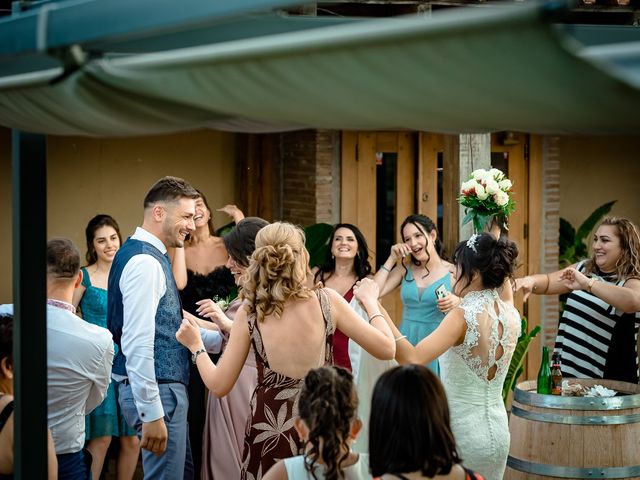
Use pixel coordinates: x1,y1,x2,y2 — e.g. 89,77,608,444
72,214,140,480
374,214,459,375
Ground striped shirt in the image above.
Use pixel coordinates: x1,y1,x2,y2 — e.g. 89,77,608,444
554,262,640,383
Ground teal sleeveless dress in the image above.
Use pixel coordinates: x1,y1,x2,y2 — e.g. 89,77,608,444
80,267,136,439
399,269,451,376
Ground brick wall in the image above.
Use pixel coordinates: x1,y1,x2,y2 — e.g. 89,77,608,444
280,129,340,226
541,136,561,346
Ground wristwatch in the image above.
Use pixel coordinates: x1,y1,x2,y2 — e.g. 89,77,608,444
191,348,206,364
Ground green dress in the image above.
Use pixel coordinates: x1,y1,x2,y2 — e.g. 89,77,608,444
80,267,136,439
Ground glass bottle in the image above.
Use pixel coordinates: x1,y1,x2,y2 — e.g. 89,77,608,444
537,346,552,394
551,352,563,396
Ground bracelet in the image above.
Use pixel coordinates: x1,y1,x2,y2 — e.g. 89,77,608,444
369,313,385,323
541,274,550,294
532,274,550,294
587,277,597,293
394,335,407,342
191,348,206,364
380,265,391,273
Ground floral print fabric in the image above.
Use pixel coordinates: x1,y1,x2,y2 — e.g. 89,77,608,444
240,289,334,480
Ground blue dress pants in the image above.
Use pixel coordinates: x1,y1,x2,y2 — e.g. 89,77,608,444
119,382,193,480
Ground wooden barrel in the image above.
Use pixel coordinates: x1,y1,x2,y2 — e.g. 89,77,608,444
506,379,640,479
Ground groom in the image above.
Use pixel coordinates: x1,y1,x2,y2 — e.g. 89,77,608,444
108,176,212,479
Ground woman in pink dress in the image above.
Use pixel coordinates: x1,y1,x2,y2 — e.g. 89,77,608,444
194,217,269,479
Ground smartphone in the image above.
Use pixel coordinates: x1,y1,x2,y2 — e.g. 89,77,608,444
435,284,448,300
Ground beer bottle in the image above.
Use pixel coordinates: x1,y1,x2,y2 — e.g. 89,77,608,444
536,346,552,394
551,352,563,395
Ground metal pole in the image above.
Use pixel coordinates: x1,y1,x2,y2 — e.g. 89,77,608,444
12,130,47,479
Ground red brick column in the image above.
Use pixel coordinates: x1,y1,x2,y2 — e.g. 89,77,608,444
280,129,340,226
541,136,561,346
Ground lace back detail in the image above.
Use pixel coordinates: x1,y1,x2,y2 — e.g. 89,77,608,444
455,289,520,383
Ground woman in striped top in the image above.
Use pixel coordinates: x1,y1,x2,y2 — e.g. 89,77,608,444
516,217,640,383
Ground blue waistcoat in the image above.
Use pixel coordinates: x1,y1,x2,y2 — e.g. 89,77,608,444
107,238,189,385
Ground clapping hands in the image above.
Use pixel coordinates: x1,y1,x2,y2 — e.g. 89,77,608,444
559,267,589,291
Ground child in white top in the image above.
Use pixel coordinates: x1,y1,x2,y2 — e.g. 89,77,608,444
263,366,370,480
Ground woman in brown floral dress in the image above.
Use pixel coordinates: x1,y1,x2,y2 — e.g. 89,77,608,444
176,222,396,479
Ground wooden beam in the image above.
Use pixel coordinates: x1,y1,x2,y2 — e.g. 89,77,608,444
418,132,442,221
340,131,358,224
442,135,460,256
356,132,377,265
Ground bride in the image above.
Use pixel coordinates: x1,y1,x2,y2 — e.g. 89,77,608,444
387,232,520,480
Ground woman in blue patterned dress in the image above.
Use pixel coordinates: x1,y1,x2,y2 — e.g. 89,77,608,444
72,214,140,480
374,215,459,375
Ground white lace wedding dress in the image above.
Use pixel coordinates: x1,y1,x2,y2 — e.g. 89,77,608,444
439,289,521,480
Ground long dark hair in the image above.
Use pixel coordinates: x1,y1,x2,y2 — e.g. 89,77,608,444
196,190,216,236
85,214,122,265
369,365,461,478
314,223,372,284
299,366,358,480
223,217,269,267
453,233,518,296
399,214,445,280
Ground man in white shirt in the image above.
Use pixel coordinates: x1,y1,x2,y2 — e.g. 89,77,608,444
108,176,220,480
2,238,114,479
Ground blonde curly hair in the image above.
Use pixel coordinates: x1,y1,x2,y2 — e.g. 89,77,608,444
240,222,313,322
584,216,640,280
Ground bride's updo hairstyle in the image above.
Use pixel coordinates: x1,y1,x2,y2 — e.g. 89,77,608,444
240,222,313,322
453,233,518,296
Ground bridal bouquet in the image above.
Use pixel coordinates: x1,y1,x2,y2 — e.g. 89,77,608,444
459,168,515,233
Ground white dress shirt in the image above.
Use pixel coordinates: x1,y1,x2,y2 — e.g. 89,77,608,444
0,302,114,454
117,227,222,422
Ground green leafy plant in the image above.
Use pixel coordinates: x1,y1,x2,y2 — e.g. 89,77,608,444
502,317,541,406
215,221,235,237
304,223,334,269
559,200,616,267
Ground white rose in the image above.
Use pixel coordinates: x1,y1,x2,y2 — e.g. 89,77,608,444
499,179,512,190
460,179,475,194
475,183,488,200
471,169,488,181
485,179,500,195
494,190,509,206
489,168,505,180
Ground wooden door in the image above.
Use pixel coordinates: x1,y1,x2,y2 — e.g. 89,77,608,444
491,132,543,380
341,131,415,324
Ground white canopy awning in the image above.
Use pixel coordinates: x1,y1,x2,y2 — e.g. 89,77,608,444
1,2,639,136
